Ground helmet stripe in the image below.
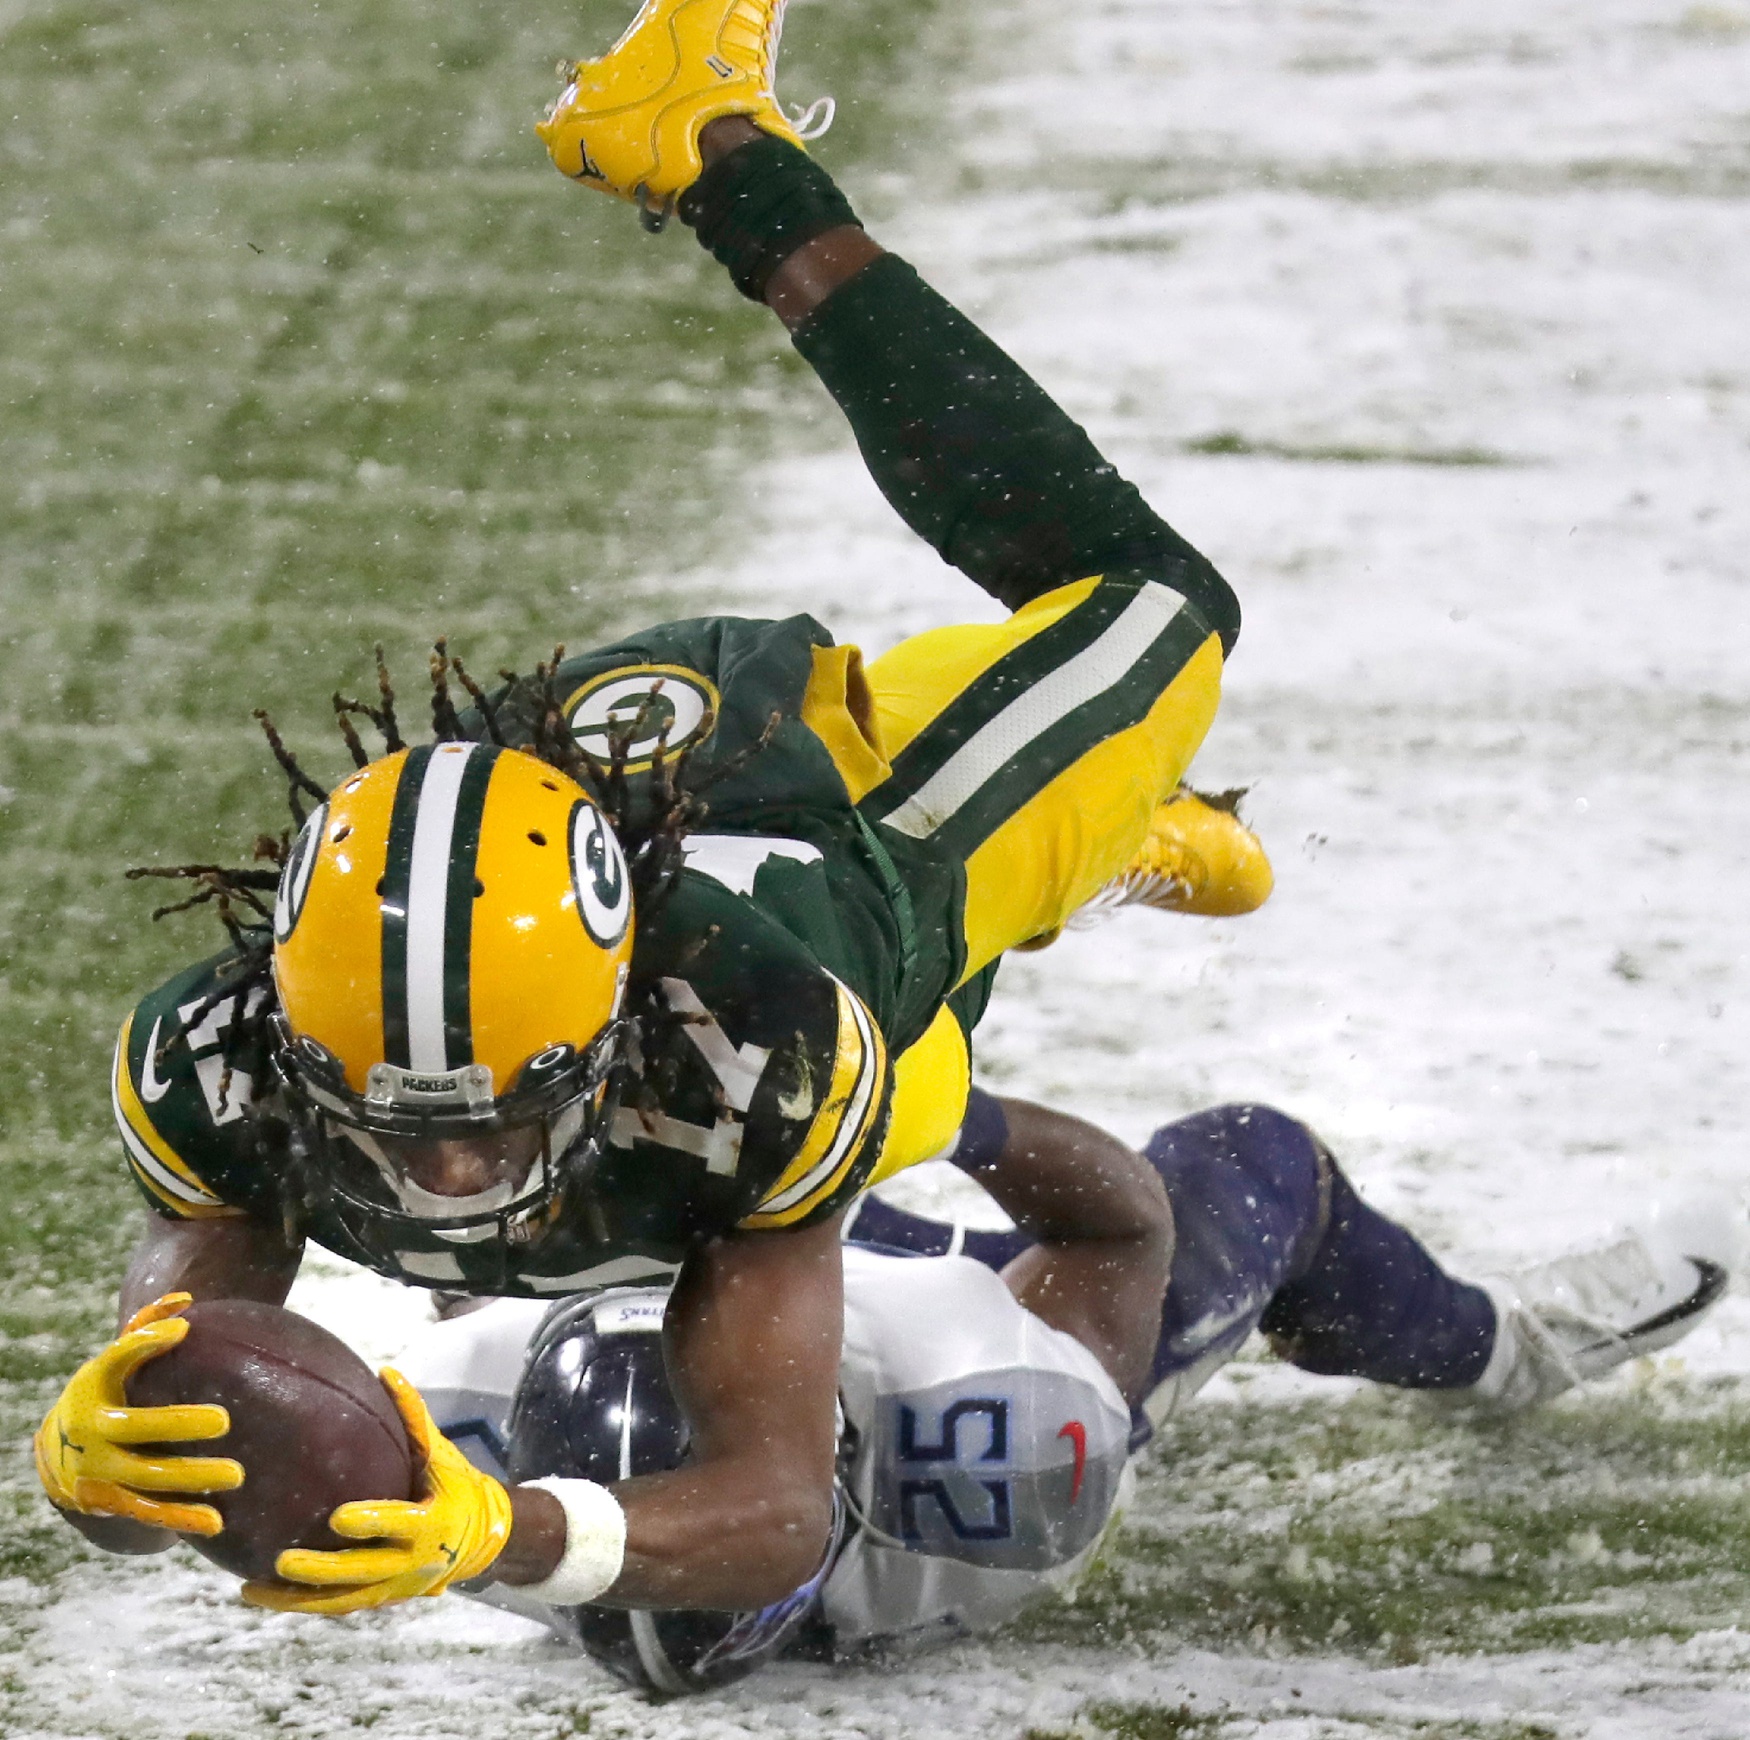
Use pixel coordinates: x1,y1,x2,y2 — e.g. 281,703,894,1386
379,744,434,1070
402,742,489,1073
439,745,498,1068
379,741,497,1074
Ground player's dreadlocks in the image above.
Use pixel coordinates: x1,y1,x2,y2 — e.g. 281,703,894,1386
129,641,779,1239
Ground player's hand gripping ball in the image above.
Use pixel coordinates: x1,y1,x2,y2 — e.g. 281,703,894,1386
123,1298,419,1582
241,1367,513,1615
34,1291,243,1536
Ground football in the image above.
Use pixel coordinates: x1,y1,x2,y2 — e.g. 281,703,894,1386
127,1299,416,1582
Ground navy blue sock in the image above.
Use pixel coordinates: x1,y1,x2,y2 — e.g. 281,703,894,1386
947,1086,1010,1174
1261,1163,1496,1389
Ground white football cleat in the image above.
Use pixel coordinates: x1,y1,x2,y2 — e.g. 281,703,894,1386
1462,1196,1735,1413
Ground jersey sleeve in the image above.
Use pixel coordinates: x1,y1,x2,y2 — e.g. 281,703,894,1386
113,1012,245,1218
111,957,272,1221
737,972,891,1230
607,869,894,1239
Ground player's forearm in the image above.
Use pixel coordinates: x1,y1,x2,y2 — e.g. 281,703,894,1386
118,1214,304,1330
496,1463,833,1609
965,1096,1174,1400
1000,1240,1168,1402
977,1097,1175,1248
493,1218,847,1609
611,1465,832,1607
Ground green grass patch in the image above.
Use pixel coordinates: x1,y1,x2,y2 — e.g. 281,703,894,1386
1182,431,1513,467
1025,1699,1230,1738
0,0,945,1599
1013,1378,1750,1662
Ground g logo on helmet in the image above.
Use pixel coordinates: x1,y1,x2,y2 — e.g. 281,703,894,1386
274,802,328,943
569,801,631,947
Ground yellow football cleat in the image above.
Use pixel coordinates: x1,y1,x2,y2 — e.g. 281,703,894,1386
1014,788,1272,951
1096,786,1274,920
535,0,823,224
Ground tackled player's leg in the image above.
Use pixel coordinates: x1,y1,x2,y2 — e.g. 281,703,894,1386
856,1089,1733,1426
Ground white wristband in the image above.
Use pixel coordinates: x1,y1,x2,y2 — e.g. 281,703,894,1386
514,1478,627,1606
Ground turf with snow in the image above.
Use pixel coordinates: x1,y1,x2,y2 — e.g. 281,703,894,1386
2,0,1748,1733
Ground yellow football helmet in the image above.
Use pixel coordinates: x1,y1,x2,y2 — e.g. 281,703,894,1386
270,742,634,1252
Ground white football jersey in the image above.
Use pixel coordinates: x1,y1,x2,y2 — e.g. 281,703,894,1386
824,1246,1132,1644
393,1294,551,1479
392,1247,1132,1646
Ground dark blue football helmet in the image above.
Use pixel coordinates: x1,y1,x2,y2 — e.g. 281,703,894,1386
506,1287,843,1695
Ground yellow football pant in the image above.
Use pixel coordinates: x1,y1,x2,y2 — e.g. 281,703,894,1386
823,574,1225,1184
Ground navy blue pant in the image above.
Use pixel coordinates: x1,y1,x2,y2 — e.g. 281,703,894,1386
845,1093,1496,1398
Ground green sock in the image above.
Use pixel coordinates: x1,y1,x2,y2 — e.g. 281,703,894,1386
794,254,1237,640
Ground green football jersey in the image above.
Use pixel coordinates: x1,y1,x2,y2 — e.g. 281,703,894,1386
113,613,975,1297
486,613,970,1048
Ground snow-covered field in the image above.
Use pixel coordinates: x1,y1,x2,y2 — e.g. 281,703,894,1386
5,0,1749,1733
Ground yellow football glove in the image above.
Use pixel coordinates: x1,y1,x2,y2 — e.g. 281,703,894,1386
241,1367,513,1616
34,1291,242,1536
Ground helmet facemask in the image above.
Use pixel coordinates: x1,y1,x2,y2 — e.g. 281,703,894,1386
273,1015,626,1255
